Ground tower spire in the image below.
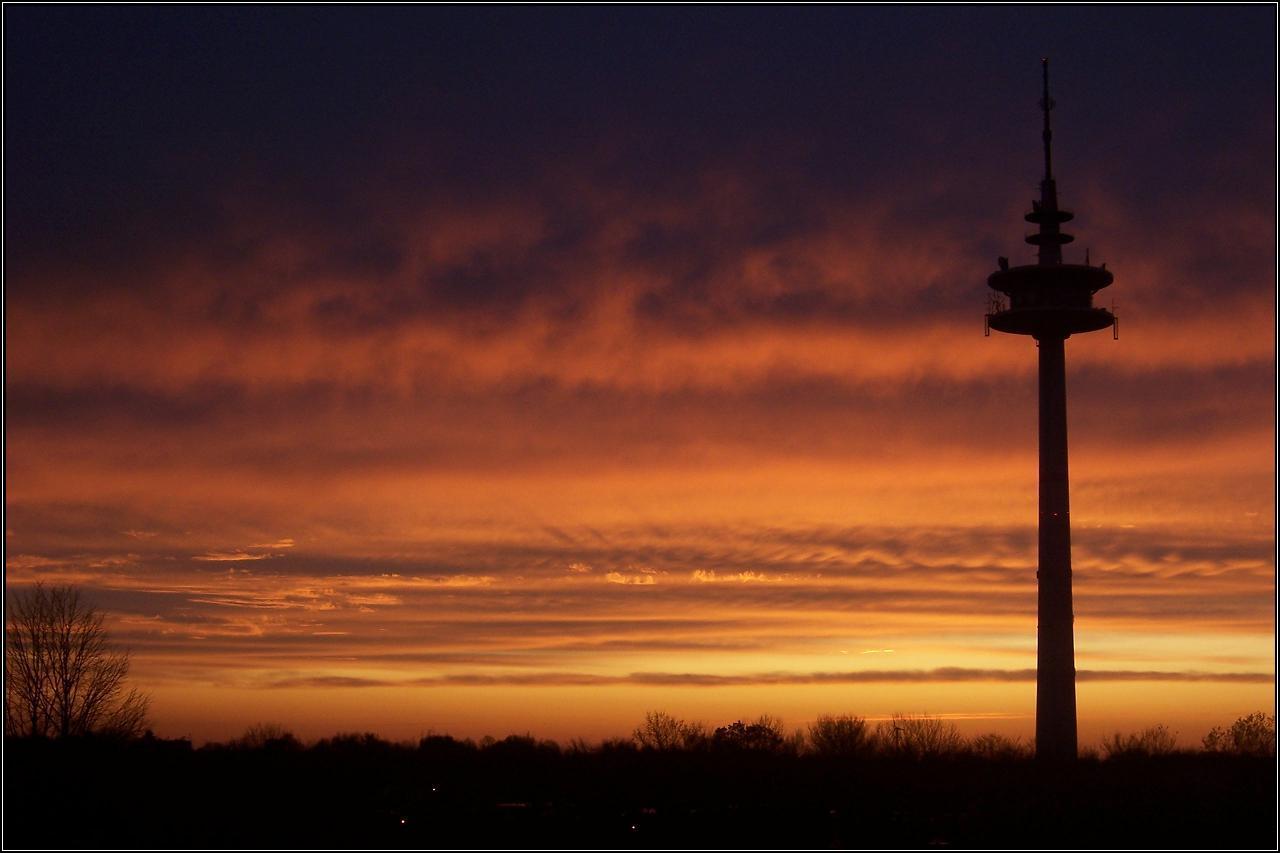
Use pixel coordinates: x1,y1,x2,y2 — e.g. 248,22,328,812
1026,57,1071,265
1041,57,1054,182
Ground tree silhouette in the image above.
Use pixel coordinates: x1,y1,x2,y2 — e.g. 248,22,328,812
967,732,1030,760
632,710,707,751
1100,724,1179,758
231,722,302,751
4,583,150,739
712,715,787,753
807,713,871,758
874,713,964,759
1202,712,1276,757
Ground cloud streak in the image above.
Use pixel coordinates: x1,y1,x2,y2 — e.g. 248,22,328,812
261,668,1274,690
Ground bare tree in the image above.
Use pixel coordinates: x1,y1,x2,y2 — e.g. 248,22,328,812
231,722,302,751
5,583,150,739
874,713,964,759
633,710,685,750
807,714,871,758
633,710,707,751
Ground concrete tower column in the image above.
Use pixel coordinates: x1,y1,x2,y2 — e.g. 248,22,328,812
1036,333,1077,760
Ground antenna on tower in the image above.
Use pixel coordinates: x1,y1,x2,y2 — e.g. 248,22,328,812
1027,57,1070,265
1040,57,1055,182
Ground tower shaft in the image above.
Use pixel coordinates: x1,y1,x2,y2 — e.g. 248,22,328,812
1036,334,1077,760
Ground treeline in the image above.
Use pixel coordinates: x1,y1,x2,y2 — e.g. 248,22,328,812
629,710,1278,759
4,711,1274,849
188,708,1278,759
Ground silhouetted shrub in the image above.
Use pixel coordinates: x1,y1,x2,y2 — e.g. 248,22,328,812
967,732,1030,760
314,731,396,755
483,733,560,759
633,710,686,750
230,722,302,751
807,714,871,758
874,713,964,759
599,736,640,754
712,715,787,753
680,720,711,750
1101,724,1179,758
633,710,709,751
418,733,478,761
137,730,194,754
565,736,594,754
1202,711,1276,757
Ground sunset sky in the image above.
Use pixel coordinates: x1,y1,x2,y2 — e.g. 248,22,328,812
5,7,1274,747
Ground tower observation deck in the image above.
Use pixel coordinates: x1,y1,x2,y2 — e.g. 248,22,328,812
985,59,1115,762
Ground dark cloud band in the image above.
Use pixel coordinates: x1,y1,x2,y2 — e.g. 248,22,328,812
264,668,1274,689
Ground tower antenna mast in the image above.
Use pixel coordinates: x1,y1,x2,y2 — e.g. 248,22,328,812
1041,57,1054,182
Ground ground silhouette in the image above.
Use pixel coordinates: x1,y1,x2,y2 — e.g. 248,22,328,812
4,712,1274,849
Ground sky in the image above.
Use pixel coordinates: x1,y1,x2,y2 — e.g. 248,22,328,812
4,6,1275,747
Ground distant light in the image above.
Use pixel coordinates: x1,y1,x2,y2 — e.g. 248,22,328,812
400,819,407,825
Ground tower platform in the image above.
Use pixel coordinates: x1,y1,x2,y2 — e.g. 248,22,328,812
987,262,1114,337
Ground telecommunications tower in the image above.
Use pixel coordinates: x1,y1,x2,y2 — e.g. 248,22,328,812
985,59,1115,761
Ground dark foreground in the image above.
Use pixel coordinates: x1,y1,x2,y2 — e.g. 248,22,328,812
5,736,1275,849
